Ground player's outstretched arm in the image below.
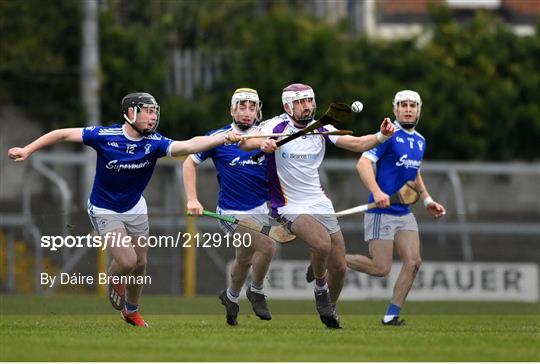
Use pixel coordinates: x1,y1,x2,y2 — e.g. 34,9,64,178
415,172,446,218
239,135,278,153
170,132,243,157
182,156,204,215
335,118,395,152
8,128,83,163
357,156,390,208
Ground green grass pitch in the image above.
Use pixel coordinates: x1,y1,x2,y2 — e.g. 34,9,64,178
1,295,539,361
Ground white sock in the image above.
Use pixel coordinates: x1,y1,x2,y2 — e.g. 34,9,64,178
383,315,396,323
227,288,239,303
314,283,329,292
249,283,264,295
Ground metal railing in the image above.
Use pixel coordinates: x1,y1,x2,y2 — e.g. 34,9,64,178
2,152,539,292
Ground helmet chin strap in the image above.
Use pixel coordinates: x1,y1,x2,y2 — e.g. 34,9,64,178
293,116,313,126
123,112,154,136
399,122,416,130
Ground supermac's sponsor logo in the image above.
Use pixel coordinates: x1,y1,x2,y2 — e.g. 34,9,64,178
396,154,422,169
281,152,317,160
106,159,151,172
229,156,264,166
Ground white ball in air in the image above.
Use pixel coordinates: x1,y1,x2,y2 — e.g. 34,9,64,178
351,101,363,113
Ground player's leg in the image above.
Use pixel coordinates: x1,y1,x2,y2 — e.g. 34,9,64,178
291,215,331,281
381,213,419,326
386,229,421,325
240,225,276,320
345,213,394,276
345,239,394,276
105,228,137,311
217,217,249,326
117,207,150,327
290,214,339,328
117,234,149,327
327,231,347,306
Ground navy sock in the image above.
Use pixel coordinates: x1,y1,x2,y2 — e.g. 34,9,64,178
385,303,401,317
125,301,138,313
315,276,327,287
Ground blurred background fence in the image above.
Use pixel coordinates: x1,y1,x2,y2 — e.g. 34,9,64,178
0,153,538,298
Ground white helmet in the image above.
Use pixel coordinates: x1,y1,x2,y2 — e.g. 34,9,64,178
282,83,316,124
392,90,422,129
231,88,262,131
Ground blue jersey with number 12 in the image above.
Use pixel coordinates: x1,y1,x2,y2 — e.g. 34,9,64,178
82,124,173,212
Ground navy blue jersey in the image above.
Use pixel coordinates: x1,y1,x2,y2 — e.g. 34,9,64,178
82,124,173,212
362,122,426,215
192,124,267,211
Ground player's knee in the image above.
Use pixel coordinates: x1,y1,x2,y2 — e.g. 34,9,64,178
406,257,422,272
372,265,391,277
235,256,252,269
260,239,276,257
328,261,347,278
133,258,147,273
116,255,137,273
312,239,331,256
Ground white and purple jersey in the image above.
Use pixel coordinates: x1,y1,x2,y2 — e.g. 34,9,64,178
191,124,267,211
362,122,426,216
82,124,173,212
258,114,339,214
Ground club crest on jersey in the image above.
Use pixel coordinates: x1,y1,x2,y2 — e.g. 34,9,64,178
417,140,424,151
144,144,152,154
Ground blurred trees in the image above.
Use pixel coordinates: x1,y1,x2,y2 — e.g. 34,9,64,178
1,1,538,160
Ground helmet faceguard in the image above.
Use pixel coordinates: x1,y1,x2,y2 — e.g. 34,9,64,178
122,92,160,136
230,88,262,131
392,90,422,130
282,83,316,126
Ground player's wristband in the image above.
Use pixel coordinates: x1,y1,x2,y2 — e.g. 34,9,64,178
376,131,390,143
423,196,434,208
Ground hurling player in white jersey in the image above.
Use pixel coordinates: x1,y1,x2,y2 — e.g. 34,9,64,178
183,88,276,326
8,92,243,327
346,90,446,326
240,83,395,329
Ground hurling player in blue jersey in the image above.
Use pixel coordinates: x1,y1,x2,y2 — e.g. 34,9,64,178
8,92,243,327
345,90,446,326
183,88,276,326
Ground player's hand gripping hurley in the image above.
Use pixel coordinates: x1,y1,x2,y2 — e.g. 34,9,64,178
335,181,421,217
251,102,353,161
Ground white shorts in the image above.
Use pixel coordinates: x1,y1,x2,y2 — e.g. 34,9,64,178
87,196,149,236
364,212,418,242
216,202,269,234
272,197,341,234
